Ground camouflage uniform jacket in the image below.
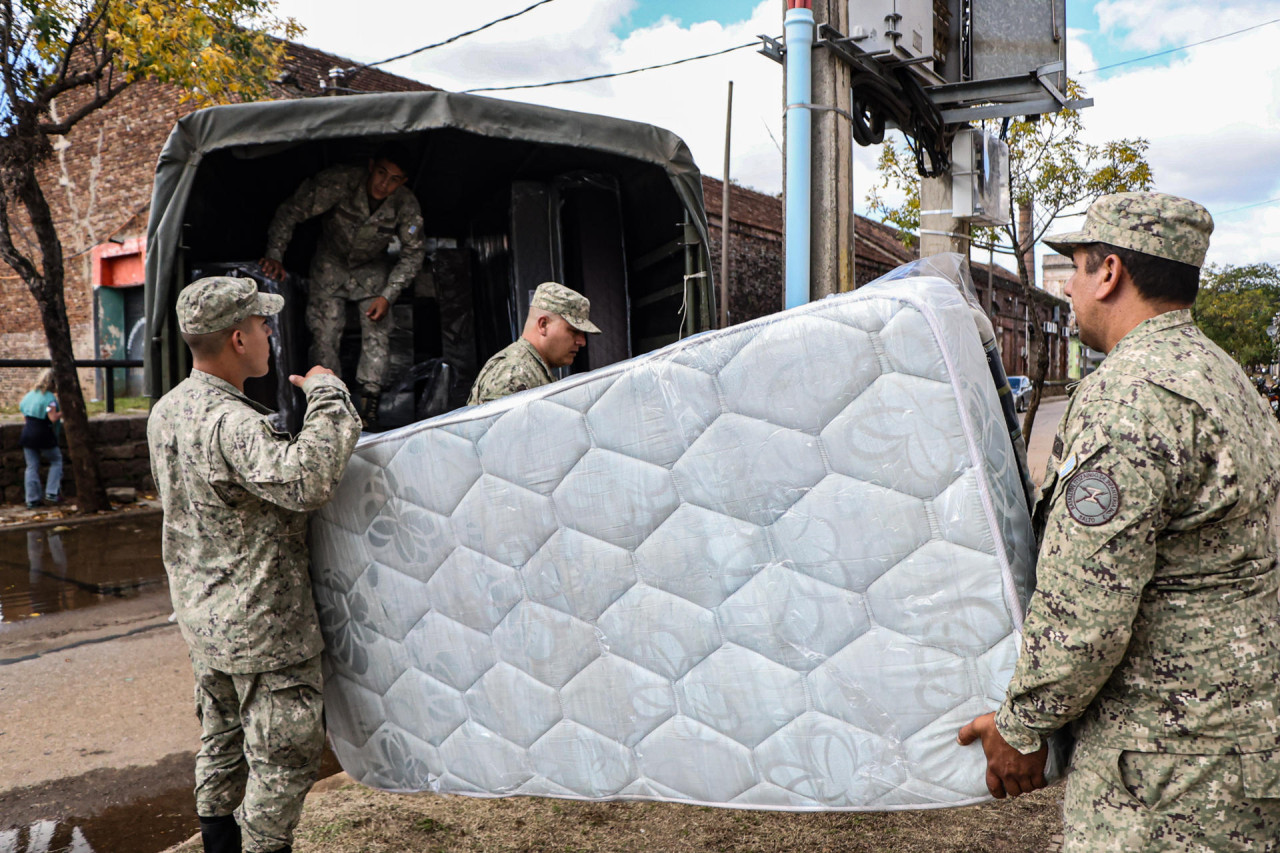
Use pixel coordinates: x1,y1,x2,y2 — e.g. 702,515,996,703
264,164,426,304
467,338,555,405
996,310,1280,756
147,370,361,673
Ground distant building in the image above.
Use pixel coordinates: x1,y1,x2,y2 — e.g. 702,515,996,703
1041,252,1073,300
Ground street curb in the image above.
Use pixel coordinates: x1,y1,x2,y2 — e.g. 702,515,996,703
0,503,161,533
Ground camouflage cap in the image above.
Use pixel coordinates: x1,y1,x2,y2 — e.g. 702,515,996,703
530,282,602,334
1044,192,1214,268
177,276,284,335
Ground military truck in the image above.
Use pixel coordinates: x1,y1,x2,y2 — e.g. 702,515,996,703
144,91,715,429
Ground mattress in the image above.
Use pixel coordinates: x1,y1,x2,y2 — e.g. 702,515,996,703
310,271,1040,810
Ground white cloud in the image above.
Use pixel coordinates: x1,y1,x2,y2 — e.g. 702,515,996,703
1066,27,1099,77
1093,0,1280,51
275,0,793,193
273,0,1280,266
1074,20,1280,264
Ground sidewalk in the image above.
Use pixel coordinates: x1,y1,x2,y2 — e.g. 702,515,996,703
0,493,161,531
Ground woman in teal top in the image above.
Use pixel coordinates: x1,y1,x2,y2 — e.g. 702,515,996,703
18,370,63,508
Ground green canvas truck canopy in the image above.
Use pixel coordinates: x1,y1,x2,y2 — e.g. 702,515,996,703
144,90,715,405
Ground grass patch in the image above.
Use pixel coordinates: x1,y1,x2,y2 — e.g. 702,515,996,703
86,395,151,415
0,396,151,417
290,783,1066,853
304,817,357,842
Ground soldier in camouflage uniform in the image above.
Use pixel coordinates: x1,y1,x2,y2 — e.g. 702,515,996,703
959,193,1280,851
259,145,426,428
147,277,361,853
468,281,602,405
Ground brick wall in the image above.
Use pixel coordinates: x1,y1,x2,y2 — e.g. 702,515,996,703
0,78,190,404
701,176,922,325
0,41,434,404
1,413,152,504
702,177,784,324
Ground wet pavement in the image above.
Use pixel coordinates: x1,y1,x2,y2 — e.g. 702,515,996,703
1,749,344,853
0,509,165,624
0,500,349,853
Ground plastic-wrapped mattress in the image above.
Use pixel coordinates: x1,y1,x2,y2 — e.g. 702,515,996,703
310,270,1039,810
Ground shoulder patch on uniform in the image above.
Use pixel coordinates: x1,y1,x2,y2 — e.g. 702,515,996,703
1052,435,1064,459
1065,470,1120,526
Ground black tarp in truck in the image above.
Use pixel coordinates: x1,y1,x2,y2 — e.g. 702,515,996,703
144,90,715,428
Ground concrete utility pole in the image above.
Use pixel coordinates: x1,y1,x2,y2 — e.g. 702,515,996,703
808,0,855,298
919,175,970,258
781,0,855,305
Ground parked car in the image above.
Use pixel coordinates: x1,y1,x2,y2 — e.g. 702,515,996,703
1008,374,1031,412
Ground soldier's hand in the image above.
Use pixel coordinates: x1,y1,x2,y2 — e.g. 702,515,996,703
289,365,337,387
366,296,390,322
259,258,287,281
958,712,1048,799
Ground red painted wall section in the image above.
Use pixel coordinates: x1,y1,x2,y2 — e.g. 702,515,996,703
91,237,146,288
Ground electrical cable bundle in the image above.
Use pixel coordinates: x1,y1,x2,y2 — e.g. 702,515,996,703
849,64,951,177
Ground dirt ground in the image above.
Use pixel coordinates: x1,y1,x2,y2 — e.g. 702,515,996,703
2,399,1069,853
165,777,1065,853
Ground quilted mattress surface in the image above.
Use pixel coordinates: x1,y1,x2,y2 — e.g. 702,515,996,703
310,273,1039,810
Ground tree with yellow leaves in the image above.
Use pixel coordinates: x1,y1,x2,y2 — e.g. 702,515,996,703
0,0,301,511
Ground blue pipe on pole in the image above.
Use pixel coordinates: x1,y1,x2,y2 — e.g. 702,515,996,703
784,2,814,310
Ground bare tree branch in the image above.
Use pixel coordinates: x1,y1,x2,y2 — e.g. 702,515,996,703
37,50,115,110
38,79,126,135
0,191,42,286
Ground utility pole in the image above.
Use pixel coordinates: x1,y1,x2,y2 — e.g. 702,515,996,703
808,0,855,297
782,0,855,307
919,175,970,257
720,80,733,329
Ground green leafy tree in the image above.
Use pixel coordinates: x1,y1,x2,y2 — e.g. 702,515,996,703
1193,263,1280,369
867,81,1153,438
1,0,301,511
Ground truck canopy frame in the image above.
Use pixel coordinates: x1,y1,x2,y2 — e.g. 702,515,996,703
144,90,714,396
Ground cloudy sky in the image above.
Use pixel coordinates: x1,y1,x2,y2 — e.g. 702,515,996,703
272,0,1280,271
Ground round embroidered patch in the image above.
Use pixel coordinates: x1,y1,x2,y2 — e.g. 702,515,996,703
1065,470,1120,526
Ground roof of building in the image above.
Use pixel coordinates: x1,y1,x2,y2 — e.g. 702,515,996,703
701,177,781,235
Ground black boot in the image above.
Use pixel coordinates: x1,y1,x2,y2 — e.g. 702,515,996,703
198,813,242,853
359,388,381,430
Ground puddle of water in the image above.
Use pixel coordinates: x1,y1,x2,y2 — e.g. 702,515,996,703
1,785,192,853
0,517,166,623
2,749,343,853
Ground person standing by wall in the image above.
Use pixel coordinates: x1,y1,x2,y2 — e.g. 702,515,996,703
148,276,361,853
18,369,63,508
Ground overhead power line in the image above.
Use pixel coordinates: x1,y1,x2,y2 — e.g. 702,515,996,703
367,0,562,68
1215,196,1280,217
1078,16,1280,74
463,42,756,93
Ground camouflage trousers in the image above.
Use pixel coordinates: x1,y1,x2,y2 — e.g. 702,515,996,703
191,655,325,853
1064,742,1280,852
306,293,393,393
